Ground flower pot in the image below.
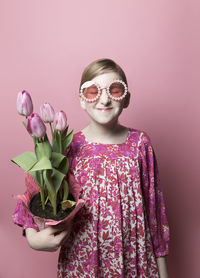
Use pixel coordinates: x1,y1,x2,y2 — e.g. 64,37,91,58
13,173,85,230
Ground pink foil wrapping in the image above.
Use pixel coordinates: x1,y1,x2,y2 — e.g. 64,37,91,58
13,172,85,230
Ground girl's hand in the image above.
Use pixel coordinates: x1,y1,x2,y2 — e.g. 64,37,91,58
156,256,169,278
25,225,71,252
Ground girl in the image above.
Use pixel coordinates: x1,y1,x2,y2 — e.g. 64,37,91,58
13,58,170,277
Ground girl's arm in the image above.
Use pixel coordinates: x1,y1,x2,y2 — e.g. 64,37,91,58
138,132,170,271
25,225,71,252
156,256,168,278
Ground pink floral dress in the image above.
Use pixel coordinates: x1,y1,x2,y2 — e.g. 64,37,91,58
13,128,170,278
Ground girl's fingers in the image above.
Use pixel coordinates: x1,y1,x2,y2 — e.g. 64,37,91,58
54,230,69,245
48,223,72,234
46,225,65,234
45,225,72,246
47,226,70,238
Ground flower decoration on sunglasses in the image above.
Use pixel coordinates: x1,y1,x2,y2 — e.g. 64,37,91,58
80,79,128,103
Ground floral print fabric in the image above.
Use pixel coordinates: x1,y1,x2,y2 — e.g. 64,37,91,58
12,128,169,277
12,200,39,236
58,128,169,277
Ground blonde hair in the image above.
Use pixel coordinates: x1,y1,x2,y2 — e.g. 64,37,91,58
80,58,128,89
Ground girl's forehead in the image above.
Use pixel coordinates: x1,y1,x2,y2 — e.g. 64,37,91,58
91,72,120,87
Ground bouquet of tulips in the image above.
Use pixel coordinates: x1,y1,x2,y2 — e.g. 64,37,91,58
12,90,81,221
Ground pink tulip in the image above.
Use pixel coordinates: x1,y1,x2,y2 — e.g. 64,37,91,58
16,90,33,117
26,113,46,138
53,111,67,131
40,103,55,123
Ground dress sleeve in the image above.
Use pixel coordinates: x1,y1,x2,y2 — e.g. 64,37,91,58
12,201,39,236
138,131,170,257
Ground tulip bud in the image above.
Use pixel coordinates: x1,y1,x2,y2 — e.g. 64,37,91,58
53,111,67,131
16,90,33,117
26,113,46,138
40,103,55,123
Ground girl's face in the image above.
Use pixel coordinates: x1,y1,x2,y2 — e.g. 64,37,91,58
80,72,130,126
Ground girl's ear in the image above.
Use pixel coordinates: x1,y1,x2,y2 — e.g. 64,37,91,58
123,91,130,108
79,96,86,110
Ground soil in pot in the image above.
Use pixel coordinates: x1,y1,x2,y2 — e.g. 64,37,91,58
29,192,76,221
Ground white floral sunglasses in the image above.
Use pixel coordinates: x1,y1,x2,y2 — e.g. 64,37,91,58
80,79,128,103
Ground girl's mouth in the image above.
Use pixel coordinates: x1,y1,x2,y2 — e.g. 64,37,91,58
97,108,113,112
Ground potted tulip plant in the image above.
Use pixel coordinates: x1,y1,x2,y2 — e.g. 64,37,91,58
12,90,84,230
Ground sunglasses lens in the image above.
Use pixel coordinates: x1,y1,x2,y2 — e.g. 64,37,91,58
83,84,98,100
109,82,125,98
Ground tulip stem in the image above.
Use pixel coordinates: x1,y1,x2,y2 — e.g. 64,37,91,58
49,123,53,137
22,121,26,128
40,171,45,210
53,200,57,215
59,132,62,153
40,188,45,210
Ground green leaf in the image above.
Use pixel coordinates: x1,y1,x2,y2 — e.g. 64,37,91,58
57,156,69,175
52,131,61,153
61,125,69,139
35,143,41,160
51,152,66,168
43,169,57,215
29,157,52,172
35,136,52,160
43,134,52,158
62,129,73,154
11,152,37,172
51,168,66,193
29,171,42,188
61,199,76,211
62,179,69,201
43,170,56,196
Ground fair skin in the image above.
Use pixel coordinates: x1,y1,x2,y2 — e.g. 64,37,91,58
80,72,130,143
25,224,72,252
157,257,169,278
25,71,168,277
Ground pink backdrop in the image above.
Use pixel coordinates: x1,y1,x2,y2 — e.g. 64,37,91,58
0,1,199,277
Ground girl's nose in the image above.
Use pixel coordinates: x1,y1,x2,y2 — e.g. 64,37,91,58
99,89,111,105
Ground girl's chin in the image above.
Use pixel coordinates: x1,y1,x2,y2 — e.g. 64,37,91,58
93,117,118,126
